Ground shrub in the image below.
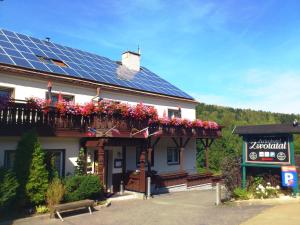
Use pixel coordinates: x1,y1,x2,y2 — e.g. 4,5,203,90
35,205,49,214
26,141,49,205
46,178,65,211
221,156,241,195
74,147,86,176
0,168,19,210
64,175,103,202
233,187,250,200
14,130,37,205
254,183,280,199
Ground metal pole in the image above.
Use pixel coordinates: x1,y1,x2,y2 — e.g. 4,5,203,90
215,182,221,205
120,180,124,195
147,177,151,199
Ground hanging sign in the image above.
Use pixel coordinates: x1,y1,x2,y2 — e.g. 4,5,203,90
281,166,298,187
245,136,290,164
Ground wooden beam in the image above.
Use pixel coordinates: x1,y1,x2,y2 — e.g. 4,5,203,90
151,137,161,149
183,137,190,148
172,138,179,147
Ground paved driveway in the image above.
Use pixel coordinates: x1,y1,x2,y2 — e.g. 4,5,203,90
6,190,269,225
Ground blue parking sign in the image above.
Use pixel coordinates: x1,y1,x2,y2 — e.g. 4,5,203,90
281,166,298,187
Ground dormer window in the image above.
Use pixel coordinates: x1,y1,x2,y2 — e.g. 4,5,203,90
37,55,68,67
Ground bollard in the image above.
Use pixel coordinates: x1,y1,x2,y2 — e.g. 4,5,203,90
215,182,221,205
147,177,151,199
120,180,124,195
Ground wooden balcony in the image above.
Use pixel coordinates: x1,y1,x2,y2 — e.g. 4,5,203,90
0,100,222,138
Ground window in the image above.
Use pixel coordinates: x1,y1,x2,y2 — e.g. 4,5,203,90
168,109,181,119
45,92,74,104
167,147,179,165
0,86,13,98
4,149,65,177
4,150,16,169
45,149,65,177
37,55,68,67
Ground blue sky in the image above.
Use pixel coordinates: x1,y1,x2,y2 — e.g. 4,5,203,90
1,0,300,113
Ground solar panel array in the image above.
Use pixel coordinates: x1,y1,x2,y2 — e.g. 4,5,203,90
0,29,193,100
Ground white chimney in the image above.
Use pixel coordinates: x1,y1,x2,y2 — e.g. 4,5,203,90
121,51,140,71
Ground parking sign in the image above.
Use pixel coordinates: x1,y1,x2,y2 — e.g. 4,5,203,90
281,166,298,187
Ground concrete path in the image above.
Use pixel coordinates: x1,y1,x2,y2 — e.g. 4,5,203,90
3,190,270,225
241,202,300,225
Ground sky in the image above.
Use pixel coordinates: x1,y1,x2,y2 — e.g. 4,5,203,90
1,0,300,114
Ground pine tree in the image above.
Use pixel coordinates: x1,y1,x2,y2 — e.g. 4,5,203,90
74,147,86,175
14,130,38,205
25,141,49,205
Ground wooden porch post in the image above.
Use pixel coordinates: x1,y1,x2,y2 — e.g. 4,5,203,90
97,139,106,188
147,137,152,173
205,139,209,170
139,142,147,193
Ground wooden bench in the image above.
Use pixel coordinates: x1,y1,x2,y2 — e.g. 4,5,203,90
52,199,94,221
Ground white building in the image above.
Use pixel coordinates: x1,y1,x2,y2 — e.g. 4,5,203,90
0,29,221,194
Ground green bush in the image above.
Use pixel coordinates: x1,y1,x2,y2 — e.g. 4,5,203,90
0,168,19,210
64,175,103,202
35,205,49,214
74,147,86,176
26,141,49,205
14,130,37,205
233,187,250,200
221,156,241,195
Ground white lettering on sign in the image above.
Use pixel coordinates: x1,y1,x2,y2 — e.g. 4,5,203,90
249,142,287,150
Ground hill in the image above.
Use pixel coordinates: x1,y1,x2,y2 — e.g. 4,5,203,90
196,103,300,173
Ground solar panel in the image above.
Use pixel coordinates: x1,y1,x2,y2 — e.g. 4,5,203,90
0,28,194,100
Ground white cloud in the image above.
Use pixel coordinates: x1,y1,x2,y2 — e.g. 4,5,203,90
192,70,300,114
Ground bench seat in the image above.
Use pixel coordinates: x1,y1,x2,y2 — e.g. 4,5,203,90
52,199,94,221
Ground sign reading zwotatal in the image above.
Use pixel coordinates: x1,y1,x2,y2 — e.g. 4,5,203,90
245,136,290,164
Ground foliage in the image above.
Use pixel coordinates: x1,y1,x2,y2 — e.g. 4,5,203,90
0,168,19,210
254,183,280,199
25,140,49,205
64,175,103,202
14,130,38,205
232,188,251,200
46,178,65,214
26,97,219,130
35,205,49,214
75,147,86,176
221,156,241,195
196,103,300,172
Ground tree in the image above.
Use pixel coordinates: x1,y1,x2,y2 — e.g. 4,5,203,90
74,147,86,175
25,140,49,205
14,130,38,205
0,168,19,210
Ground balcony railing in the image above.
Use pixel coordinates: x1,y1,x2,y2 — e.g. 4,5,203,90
0,99,222,138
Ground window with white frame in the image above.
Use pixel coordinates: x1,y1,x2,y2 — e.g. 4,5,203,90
168,109,181,119
0,86,14,98
4,149,65,177
45,92,74,104
167,147,179,165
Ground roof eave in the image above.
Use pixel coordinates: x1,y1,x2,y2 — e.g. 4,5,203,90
0,64,198,104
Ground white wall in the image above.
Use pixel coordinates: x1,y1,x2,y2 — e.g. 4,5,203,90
0,72,197,120
0,136,80,175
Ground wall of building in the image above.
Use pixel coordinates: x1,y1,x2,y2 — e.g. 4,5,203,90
0,136,80,175
0,72,197,120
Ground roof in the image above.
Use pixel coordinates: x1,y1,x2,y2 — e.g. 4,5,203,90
234,124,300,135
0,29,194,101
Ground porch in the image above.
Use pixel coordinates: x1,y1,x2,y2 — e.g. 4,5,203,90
0,99,222,194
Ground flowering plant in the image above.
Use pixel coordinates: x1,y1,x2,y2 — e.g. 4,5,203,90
24,97,219,130
255,182,280,199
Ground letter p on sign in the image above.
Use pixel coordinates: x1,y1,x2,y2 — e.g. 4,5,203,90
281,166,298,188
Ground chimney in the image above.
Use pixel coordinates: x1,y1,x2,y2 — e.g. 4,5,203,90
121,50,140,71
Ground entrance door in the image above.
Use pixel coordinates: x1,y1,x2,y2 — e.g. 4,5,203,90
106,147,123,193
